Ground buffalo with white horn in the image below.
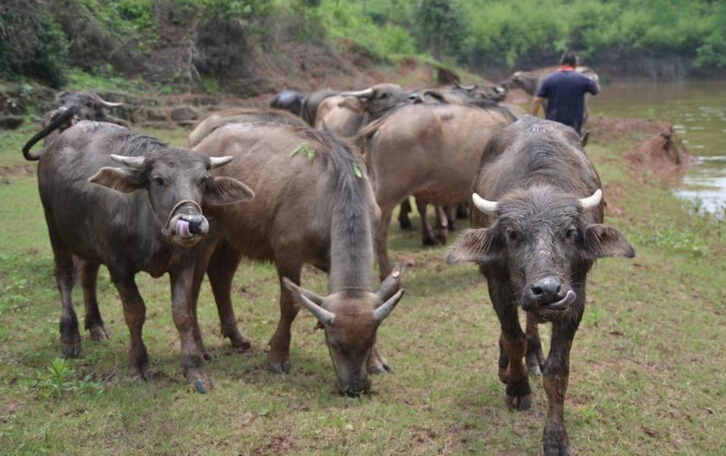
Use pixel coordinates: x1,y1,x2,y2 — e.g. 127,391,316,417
447,116,633,456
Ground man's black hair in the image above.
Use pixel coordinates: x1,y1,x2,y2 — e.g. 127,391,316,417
560,51,578,67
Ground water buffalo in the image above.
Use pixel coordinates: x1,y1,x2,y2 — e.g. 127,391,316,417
502,66,599,129
22,91,127,160
358,102,515,279
314,84,411,137
447,116,634,456
192,123,405,396
29,120,253,393
187,108,306,148
301,88,340,126
269,89,305,116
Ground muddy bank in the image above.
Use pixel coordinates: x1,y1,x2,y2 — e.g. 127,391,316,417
589,116,694,175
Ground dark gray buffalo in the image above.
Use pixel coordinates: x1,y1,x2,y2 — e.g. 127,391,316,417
269,90,305,117
193,123,405,396
447,116,634,456
28,120,253,392
23,91,127,160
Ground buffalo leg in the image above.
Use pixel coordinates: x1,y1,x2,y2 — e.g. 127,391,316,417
375,209,394,281
81,261,110,342
110,272,151,381
398,198,413,230
489,281,531,410
433,205,448,245
456,202,469,220
187,240,219,360
542,314,581,456
170,263,211,393
268,263,302,373
445,205,457,231
416,198,436,246
51,237,81,358
206,243,251,351
525,311,545,376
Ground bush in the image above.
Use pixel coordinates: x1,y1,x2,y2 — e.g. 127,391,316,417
0,0,69,88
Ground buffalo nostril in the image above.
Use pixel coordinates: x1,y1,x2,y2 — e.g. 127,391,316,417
531,278,563,298
531,286,543,296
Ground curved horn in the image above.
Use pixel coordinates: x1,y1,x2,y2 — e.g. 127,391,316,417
299,294,336,326
110,155,145,168
340,88,374,98
579,189,602,211
373,289,405,322
377,264,403,301
472,193,498,215
93,94,123,108
209,156,233,169
455,81,477,91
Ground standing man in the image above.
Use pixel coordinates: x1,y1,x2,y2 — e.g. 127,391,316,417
531,51,599,135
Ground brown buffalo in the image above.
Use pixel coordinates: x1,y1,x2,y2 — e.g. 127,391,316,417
358,102,516,279
192,123,406,396
447,116,634,456
187,108,306,148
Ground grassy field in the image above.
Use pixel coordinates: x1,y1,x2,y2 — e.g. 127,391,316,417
0,122,724,456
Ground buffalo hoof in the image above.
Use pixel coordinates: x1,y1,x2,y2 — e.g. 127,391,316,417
268,354,291,374
88,323,110,342
185,368,212,394
201,349,214,362
544,433,572,456
228,332,252,351
131,365,153,382
61,335,82,358
528,364,543,377
422,237,436,246
506,393,532,411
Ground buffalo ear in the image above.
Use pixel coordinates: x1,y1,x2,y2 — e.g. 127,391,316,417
205,176,254,205
446,228,500,265
584,224,635,259
89,167,145,193
338,96,364,113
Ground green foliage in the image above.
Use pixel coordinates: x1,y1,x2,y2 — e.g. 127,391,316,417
413,0,465,60
0,0,69,88
35,358,104,399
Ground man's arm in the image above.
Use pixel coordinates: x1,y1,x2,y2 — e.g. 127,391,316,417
531,97,545,116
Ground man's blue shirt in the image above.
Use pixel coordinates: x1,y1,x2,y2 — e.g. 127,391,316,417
536,70,599,134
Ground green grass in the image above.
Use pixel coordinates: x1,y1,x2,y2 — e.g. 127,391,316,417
1,123,725,455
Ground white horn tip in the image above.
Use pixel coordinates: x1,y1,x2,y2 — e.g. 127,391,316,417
579,189,603,210
472,193,498,215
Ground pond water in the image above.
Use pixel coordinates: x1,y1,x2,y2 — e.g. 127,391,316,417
590,80,726,214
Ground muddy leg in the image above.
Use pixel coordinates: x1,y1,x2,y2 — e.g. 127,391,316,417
52,240,81,358
445,205,457,231
525,311,545,376
416,198,436,246
542,317,580,456
80,261,110,342
490,282,531,410
398,198,413,230
375,209,394,281
433,205,449,245
170,264,211,393
207,244,250,351
110,272,151,381
267,264,302,373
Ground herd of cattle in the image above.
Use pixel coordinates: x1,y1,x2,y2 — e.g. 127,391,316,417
21,65,630,456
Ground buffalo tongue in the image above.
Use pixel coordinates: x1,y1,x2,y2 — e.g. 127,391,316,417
176,219,192,238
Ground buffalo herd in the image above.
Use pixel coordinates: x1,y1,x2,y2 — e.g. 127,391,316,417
23,67,630,456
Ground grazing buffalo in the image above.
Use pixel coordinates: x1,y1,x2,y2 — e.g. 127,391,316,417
187,108,306,148
447,116,634,456
358,102,515,279
193,123,405,396
269,89,305,116
27,120,253,392
22,91,126,160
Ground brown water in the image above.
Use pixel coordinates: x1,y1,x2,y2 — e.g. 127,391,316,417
591,80,726,214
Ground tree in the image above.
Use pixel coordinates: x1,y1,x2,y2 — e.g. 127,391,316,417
414,0,465,60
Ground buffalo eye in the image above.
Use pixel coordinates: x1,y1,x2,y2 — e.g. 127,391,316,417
153,177,165,187
565,227,578,240
505,228,518,242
